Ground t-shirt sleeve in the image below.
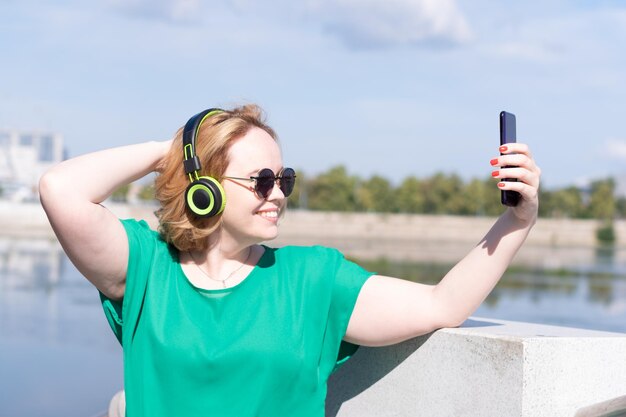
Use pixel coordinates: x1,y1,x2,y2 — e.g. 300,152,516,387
321,248,375,375
100,218,156,345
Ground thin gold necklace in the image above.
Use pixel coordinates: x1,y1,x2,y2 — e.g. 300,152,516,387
188,247,253,288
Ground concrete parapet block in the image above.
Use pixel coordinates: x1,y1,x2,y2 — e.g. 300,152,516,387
327,317,626,417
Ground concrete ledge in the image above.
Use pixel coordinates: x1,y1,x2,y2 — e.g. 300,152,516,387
327,317,626,417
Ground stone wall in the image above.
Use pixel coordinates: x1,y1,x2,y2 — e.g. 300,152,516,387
2,202,625,268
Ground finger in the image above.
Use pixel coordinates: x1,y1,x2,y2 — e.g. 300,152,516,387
491,155,541,178
499,143,532,159
492,167,539,188
490,154,536,170
492,167,540,188
497,179,538,201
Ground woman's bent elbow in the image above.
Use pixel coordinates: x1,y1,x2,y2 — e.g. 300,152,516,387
39,170,62,203
431,307,469,330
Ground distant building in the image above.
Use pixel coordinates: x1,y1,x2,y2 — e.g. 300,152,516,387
0,129,65,201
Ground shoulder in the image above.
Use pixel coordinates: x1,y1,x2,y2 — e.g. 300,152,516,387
120,219,163,242
120,218,157,236
120,218,172,256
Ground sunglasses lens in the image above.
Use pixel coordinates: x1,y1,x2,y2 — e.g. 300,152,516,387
255,168,275,199
253,168,297,199
280,168,296,197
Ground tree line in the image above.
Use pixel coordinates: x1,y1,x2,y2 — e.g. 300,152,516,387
287,166,626,222
119,165,626,221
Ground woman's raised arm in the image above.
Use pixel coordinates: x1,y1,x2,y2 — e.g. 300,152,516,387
345,143,541,346
39,140,172,300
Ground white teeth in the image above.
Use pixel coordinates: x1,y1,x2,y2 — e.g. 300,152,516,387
259,211,278,218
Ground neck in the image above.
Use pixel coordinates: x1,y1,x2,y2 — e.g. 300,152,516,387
190,245,252,277
185,226,264,283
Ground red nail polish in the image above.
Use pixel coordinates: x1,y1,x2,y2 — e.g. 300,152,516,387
499,146,508,153
491,170,499,177
498,182,505,188
490,158,498,166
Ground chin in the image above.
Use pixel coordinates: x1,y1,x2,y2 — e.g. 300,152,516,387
243,225,279,245
259,227,279,242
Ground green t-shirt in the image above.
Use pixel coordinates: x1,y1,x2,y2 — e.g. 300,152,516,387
100,219,373,417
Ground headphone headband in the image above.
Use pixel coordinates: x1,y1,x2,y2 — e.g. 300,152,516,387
181,108,227,218
182,108,224,176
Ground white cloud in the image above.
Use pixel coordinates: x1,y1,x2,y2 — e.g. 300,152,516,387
305,0,472,49
103,0,473,49
605,138,626,161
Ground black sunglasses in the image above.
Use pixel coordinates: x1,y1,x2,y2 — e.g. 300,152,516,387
224,168,296,199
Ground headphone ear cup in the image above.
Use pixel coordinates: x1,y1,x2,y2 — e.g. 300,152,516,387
185,176,226,218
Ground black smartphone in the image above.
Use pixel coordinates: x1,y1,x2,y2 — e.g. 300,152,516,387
499,111,521,206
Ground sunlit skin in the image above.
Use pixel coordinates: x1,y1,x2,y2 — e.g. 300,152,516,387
39,117,540,346
220,128,286,248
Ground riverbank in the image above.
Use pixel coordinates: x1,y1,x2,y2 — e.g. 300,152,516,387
2,201,625,268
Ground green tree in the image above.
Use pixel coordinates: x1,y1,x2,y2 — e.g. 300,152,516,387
537,188,553,218
616,196,626,219
299,168,626,221
463,178,489,216
307,165,360,211
596,222,616,244
488,178,509,216
587,178,615,220
138,184,156,201
395,176,425,213
454,176,509,217
541,186,583,218
287,169,306,209
111,184,130,202
422,172,466,214
357,175,395,213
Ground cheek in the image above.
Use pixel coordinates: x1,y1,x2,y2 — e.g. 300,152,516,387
222,186,260,218
223,183,248,206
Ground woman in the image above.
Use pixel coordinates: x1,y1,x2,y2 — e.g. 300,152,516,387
39,104,540,416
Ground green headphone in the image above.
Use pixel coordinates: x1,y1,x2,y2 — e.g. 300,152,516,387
182,108,227,218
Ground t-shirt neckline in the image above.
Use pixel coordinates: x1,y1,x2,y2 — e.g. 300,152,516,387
177,244,270,295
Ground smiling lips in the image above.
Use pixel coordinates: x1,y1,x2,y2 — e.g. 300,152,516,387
257,209,279,222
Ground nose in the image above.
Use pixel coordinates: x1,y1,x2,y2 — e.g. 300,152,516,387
265,178,285,201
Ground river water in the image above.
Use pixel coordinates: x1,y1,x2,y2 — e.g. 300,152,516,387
1,237,625,417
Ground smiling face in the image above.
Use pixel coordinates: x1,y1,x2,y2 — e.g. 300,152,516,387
219,127,286,247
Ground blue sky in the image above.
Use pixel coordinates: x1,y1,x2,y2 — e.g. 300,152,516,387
1,0,626,189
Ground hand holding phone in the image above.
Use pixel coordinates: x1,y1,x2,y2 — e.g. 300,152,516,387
499,111,521,206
